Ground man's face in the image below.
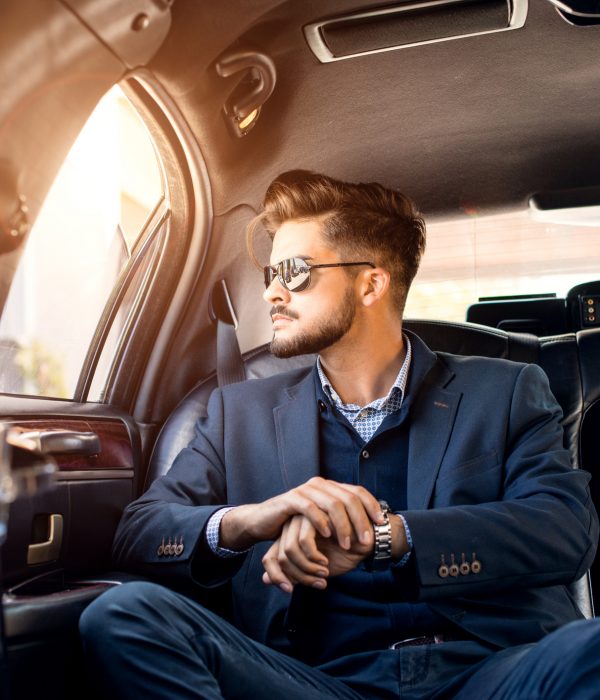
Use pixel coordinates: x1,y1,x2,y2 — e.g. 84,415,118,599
264,219,357,358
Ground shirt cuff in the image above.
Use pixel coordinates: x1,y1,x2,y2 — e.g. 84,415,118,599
395,513,413,567
206,506,249,558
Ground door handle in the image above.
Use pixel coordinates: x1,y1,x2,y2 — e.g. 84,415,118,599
19,430,100,456
27,514,63,565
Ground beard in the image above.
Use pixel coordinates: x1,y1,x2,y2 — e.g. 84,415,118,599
270,287,356,358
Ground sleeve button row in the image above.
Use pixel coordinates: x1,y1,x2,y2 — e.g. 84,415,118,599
157,536,185,557
438,553,481,578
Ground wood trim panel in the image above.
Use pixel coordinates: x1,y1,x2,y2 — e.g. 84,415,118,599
6,417,133,472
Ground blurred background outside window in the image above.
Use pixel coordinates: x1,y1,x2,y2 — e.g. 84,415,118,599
406,211,600,322
0,86,163,399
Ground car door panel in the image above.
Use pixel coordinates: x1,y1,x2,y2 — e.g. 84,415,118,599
2,409,138,584
0,402,139,698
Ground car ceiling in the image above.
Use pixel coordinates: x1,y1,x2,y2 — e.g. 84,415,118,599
148,0,600,219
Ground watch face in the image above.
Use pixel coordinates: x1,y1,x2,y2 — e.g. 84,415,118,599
378,499,390,514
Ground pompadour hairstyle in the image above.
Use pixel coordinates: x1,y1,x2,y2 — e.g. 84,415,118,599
248,170,426,313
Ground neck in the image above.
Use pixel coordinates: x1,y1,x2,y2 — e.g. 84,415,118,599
319,320,405,406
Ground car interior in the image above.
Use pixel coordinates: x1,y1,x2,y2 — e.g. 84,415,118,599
1,0,600,697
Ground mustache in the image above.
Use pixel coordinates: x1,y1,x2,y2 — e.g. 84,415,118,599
270,305,299,320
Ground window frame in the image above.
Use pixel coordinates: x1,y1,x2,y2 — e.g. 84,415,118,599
95,71,212,420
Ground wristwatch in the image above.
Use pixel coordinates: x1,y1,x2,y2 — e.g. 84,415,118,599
369,499,393,570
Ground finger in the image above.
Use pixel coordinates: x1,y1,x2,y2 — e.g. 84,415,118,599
280,517,329,581
261,541,293,594
277,491,333,539
296,480,357,549
277,552,328,589
276,546,328,589
299,479,374,549
337,484,382,548
263,521,328,590
297,517,328,565
338,482,385,524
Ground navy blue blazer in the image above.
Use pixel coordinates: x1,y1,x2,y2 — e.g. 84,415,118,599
113,333,598,655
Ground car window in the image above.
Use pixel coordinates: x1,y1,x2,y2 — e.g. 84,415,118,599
405,210,600,322
0,85,164,399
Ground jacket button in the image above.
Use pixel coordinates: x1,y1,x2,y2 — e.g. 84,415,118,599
471,553,482,574
361,449,370,459
318,400,326,413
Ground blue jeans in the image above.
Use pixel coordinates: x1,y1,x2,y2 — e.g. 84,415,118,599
79,581,600,699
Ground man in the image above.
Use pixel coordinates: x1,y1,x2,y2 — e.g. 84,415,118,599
81,171,599,699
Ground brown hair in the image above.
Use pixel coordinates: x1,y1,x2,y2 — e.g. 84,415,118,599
247,170,426,313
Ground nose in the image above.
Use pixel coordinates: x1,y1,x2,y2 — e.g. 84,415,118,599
263,276,291,305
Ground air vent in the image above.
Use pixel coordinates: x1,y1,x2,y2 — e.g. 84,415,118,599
304,0,528,63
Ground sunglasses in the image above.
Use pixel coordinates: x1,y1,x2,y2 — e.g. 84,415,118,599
263,257,375,292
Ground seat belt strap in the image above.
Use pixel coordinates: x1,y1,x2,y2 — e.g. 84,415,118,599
216,317,246,387
210,280,246,387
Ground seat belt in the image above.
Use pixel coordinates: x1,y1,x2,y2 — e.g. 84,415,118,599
210,280,246,387
216,317,246,386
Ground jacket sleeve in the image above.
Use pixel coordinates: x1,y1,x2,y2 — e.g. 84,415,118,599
401,363,599,600
112,387,247,587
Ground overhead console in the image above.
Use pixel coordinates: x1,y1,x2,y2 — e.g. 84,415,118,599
303,0,528,63
466,281,600,336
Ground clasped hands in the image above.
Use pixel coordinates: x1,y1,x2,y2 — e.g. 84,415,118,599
219,477,406,594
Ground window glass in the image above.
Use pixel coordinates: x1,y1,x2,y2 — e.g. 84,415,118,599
0,86,163,398
405,210,600,322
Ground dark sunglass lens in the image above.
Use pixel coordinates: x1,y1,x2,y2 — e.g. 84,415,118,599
286,258,311,291
263,266,276,288
282,258,293,285
267,258,311,291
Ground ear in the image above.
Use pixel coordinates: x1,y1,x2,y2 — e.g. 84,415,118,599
358,267,391,307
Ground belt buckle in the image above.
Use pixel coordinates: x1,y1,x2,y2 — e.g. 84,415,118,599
389,634,445,649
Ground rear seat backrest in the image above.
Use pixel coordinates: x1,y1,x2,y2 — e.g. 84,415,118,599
539,333,583,465
579,329,600,475
576,328,600,604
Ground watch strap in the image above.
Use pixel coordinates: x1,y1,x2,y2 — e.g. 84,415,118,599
366,500,392,571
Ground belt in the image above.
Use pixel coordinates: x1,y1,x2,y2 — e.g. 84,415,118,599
389,634,458,649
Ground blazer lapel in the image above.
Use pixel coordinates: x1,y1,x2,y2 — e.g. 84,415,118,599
273,370,320,490
407,366,461,510
270,348,461,506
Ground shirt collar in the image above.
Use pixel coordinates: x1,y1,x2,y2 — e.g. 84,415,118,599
316,335,412,411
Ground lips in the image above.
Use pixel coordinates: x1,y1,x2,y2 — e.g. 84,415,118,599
270,306,298,326
271,313,293,330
